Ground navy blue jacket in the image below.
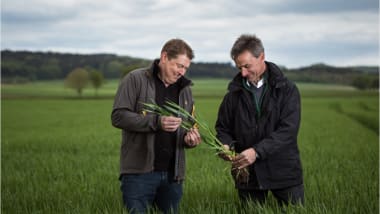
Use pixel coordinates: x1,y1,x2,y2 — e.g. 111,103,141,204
215,61,303,190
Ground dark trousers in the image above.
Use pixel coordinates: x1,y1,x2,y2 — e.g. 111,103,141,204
238,183,304,206
120,172,183,214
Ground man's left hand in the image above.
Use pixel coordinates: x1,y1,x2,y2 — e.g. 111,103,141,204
232,148,257,169
184,128,201,146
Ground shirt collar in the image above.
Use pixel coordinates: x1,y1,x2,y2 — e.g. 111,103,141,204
246,78,265,88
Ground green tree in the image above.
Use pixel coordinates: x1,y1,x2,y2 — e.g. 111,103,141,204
106,60,124,78
89,69,104,96
38,58,61,79
351,76,370,90
371,77,379,89
65,68,89,96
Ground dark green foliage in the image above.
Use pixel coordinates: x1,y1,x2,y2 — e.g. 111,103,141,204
351,75,379,90
88,69,104,96
1,50,150,81
371,77,379,89
187,62,238,78
1,51,378,88
351,76,370,90
283,63,379,87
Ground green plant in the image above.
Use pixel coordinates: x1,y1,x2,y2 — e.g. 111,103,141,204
142,100,249,183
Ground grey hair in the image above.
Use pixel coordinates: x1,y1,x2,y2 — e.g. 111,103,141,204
230,34,264,60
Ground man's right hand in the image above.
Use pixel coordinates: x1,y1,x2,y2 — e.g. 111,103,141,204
160,116,182,132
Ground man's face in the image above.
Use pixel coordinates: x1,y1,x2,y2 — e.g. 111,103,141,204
235,50,265,84
159,53,191,85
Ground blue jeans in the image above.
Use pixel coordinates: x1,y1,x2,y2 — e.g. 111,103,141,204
120,172,183,214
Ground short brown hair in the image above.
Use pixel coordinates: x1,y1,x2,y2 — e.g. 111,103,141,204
161,38,194,60
230,34,264,60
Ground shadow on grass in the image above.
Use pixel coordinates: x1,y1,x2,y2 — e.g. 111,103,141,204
358,101,377,112
329,103,379,135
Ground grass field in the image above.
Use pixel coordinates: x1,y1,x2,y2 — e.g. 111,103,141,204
2,78,378,99
1,79,379,213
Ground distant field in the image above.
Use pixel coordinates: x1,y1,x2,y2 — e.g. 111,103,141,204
2,78,377,99
1,80,119,98
1,79,379,213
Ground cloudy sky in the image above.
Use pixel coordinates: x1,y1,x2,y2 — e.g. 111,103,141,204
1,0,379,68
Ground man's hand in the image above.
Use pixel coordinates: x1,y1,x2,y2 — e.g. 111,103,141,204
184,128,201,146
160,116,182,132
232,148,257,169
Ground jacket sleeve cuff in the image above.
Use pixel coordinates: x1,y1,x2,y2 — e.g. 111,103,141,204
253,145,265,160
156,115,162,130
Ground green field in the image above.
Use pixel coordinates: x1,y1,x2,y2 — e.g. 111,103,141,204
2,78,377,99
1,79,379,213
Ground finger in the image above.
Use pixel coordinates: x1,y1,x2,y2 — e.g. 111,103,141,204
238,163,248,169
165,125,179,132
190,136,197,145
185,134,193,145
168,120,180,126
168,116,182,123
167,121,182,128
191,133,199,142
192,129,201,139
238,158,251,169
233,156,247,166
190,129,201,139
232,161,240,169
194,135,201,144
188,131,196,140
163,117,180,124
233,154,245,162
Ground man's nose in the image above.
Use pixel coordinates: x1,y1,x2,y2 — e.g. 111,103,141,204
178,68,186,76
241,68,248,77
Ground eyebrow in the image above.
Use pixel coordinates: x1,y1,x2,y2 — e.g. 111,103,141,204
237,64,250,70
176,63,189,70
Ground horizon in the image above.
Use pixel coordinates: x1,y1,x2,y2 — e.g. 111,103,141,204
2,48,379,70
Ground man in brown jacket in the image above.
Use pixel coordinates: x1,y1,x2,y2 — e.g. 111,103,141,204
111,38,201,214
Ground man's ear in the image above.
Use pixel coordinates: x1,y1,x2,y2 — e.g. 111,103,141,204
160,51,168,63
259,52,265,61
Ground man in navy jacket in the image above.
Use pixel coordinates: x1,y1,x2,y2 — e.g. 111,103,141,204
216,34,304,205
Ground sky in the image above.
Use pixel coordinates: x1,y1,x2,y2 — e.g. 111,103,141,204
1,0,379,68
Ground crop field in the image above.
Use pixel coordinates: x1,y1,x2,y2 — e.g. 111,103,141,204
1,79,379,213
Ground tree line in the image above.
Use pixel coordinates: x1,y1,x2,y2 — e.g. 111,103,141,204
282,63,379,90
1,50,378,91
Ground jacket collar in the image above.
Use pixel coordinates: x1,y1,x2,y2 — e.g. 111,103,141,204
228,61,286,92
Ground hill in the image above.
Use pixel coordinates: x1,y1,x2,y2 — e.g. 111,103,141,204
1,50,378,88
283,63,379,86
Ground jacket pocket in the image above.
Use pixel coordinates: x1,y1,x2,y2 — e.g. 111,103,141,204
268,158,301,180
